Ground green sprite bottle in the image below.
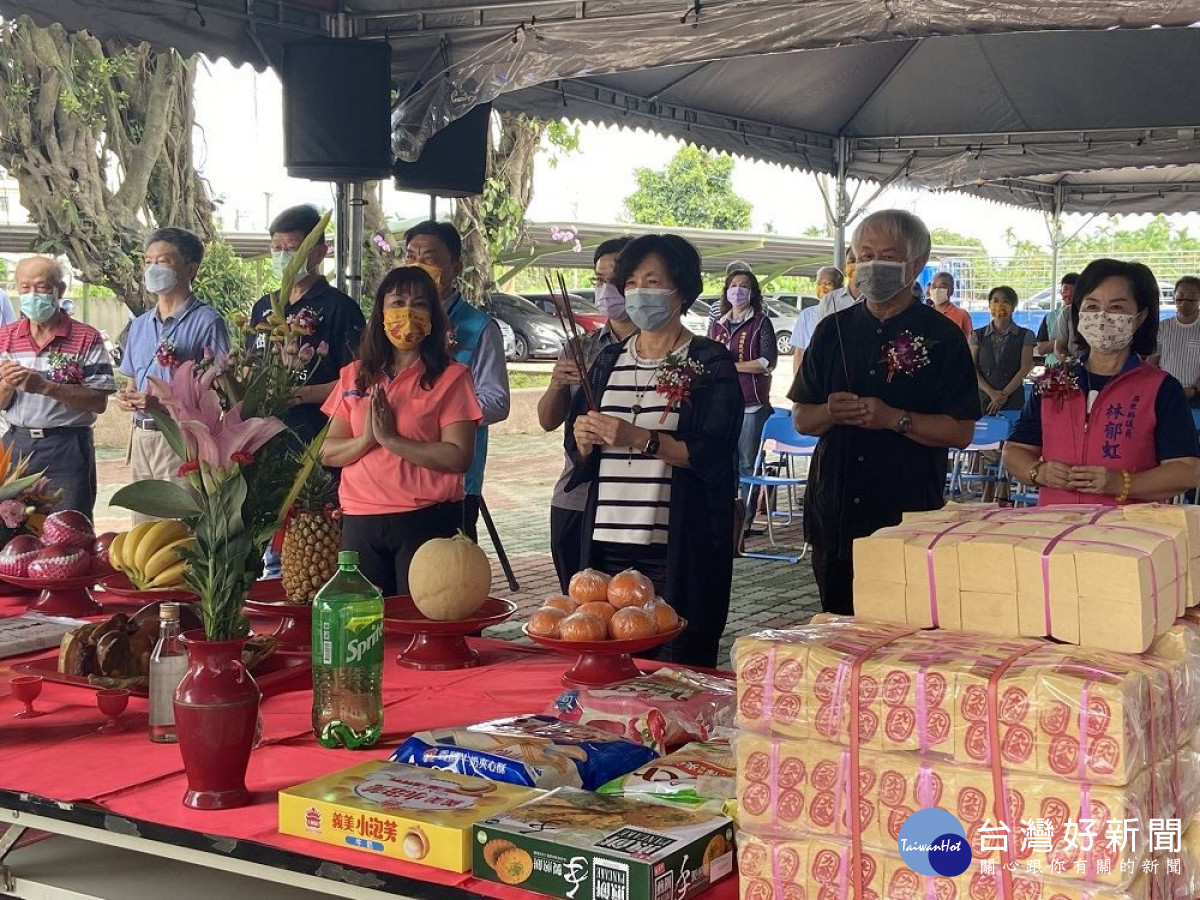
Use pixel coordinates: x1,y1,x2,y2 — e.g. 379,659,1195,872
312,550,384,749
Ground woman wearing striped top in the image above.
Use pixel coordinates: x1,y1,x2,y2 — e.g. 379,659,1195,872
566,234,742,667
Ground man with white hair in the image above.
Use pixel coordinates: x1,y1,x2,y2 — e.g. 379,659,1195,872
789,211,980,614
0,256,116,518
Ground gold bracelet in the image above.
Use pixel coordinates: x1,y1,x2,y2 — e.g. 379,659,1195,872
1029,462,1041,486
1116,469,1132,504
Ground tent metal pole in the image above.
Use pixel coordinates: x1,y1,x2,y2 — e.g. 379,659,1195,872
430,195,437,220
334,182,349,294
348,181,365,301
833,136,849,269
1049,184,1064,305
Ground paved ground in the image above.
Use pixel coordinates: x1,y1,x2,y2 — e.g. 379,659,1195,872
94,430,820,670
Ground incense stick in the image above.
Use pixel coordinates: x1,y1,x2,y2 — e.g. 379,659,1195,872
545,274,597,410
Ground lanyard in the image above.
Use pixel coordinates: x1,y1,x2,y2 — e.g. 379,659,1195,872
135,297,200,389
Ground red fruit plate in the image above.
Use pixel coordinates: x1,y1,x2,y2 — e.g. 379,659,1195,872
384,595,516,671
97,572,198,606
0,571,101,616
14,651,311,699
243,582,310,654
521,619,687,687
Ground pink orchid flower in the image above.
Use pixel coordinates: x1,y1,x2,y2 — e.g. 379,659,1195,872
148,360,285,469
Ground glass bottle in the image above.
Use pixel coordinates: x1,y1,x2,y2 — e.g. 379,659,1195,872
148,602,187,743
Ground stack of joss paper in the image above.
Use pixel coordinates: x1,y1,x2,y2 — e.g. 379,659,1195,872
732,618,1200,900
853,504,1200,653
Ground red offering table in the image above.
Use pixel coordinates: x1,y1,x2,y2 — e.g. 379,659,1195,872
0,597,737,900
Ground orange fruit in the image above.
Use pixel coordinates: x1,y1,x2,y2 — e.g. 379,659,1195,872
528,607,567,637
607,568,655,609
568,568,611,604
559,611,607,642
646,598,680,633
578,601,617,626
543,595,580,614
609,606,657,641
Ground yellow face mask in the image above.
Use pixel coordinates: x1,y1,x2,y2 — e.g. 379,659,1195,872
844,261,856,286
816,283,833,299
406,262,443,289
383,306,432,351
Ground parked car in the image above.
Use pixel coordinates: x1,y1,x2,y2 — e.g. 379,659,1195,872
482,292,568,361
495,317,517,360
683,298,714,335
523,292,606,332
764,300,799,355
765,293,819,313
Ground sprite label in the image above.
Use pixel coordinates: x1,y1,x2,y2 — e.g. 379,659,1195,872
316,609,384,669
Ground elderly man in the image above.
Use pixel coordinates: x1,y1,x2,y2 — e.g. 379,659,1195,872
1153,276,1200,407
118,228,229,522
792,257,859,374
404,221,511,541
928,271,973,340
789,211,980,613
0,257,116,519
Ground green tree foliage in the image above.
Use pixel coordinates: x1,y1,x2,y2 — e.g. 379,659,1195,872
623,146,752,230
193,239,274,332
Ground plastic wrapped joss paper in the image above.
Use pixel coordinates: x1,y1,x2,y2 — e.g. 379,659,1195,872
598,741,735,815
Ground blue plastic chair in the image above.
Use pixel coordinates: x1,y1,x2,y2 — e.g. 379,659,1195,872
948,416,1014,498
740,416,816,563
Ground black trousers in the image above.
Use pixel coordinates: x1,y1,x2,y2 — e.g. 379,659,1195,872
462,494,481,543
811,544,855,616
549,505,585,594
341,501,464,597
3,427,97,520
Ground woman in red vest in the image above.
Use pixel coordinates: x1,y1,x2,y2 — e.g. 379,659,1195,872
1004,259,1200,505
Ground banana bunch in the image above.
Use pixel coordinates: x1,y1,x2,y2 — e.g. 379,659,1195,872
109,520,195,590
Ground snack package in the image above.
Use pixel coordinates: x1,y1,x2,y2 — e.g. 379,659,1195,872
597,741,735,815
550,667,735,752
389,715,657,790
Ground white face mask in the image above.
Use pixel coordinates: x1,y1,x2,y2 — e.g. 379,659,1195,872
854,259,912,304
1077,310,1137,353
930,287,950,305
272,249,308,280
144,263,178,295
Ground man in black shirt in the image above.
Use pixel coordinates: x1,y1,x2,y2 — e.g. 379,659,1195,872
789,210,980,614
247,204,366,445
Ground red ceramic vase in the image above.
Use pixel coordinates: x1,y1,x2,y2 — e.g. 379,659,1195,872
174,630,261,810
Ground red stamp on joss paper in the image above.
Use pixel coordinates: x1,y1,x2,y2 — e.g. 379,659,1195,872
743,750,770,783
777,756,806,789
1039,700,1070,735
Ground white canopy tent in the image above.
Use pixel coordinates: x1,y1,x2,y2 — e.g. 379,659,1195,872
7,1,1200,279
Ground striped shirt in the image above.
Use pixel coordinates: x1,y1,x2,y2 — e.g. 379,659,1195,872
0,316,116,428
1157,317,1200,390
593,341,688,546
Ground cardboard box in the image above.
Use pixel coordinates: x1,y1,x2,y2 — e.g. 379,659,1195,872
472,788,733,900
278,761,540,873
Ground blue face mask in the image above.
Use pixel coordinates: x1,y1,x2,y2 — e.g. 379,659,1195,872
623,288,677,332
20,292,58,324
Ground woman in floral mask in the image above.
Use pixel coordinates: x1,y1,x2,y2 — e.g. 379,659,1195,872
319,265,482,595
709,266,777,538
1004,258,1200,505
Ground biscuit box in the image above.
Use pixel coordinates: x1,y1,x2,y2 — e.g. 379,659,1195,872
278,761,540,873
472,788,735,900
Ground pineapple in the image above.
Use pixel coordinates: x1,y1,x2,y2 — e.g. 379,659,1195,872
280,466,341,604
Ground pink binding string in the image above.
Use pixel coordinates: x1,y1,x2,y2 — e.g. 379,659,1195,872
762,644,778,722
916,667,929,752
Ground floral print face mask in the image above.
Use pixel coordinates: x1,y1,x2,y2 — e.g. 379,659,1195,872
1077,310,1136,353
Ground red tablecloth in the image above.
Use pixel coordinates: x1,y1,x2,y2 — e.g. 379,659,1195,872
0,592,738,900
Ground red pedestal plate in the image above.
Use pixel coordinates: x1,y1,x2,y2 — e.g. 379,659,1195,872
384,595,516,670
522,620,687,687
0,571,102,616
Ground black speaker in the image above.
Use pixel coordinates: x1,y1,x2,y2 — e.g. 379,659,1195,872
393,102,491,198
282,38,392,181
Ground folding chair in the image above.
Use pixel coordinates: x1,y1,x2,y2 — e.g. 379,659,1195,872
947,416,1013,499
739,416,817,563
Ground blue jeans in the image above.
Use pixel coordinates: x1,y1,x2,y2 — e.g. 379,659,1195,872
738,406,772,526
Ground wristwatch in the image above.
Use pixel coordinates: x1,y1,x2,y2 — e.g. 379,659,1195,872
643,432,661,457
894,412,913,435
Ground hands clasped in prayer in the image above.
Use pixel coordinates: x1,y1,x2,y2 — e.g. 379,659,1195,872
0,360,46,395
1035,461,1120,495
826,391,904,431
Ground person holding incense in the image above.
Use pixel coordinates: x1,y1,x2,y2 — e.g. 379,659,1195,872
565,233,742,668
1004,258,1200,506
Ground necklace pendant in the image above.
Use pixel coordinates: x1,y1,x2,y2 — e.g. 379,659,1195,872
631,403,642,416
